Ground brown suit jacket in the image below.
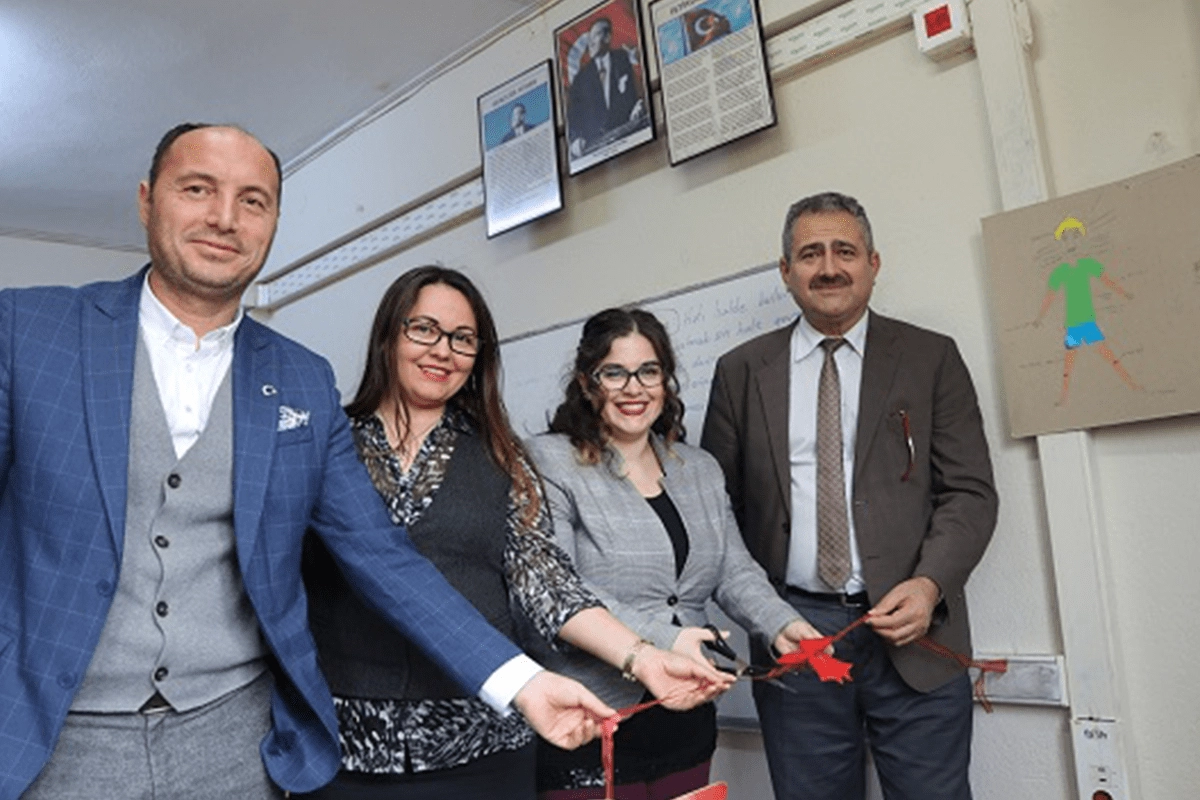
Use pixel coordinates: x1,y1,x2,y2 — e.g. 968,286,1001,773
700,311,997,692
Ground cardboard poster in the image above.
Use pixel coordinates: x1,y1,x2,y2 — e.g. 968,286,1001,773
982,156,1200,437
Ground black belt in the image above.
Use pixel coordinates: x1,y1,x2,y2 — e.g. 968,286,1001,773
787,586,870,607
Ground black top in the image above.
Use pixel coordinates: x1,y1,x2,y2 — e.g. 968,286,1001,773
646,490,689,578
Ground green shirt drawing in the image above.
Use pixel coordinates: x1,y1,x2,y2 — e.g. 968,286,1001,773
1048,257,1104,327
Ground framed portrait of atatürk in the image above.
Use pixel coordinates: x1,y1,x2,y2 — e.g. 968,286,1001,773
554,0,656,176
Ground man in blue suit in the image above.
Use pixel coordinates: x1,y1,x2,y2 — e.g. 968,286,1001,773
0,124,615,799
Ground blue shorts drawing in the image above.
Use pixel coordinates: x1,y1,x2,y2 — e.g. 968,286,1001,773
1064,320,1105,349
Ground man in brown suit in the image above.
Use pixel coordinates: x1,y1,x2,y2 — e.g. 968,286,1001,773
701,192,997,800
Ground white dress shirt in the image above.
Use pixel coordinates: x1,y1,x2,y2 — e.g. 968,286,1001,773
786,311,870,594
138,273,540,715
596,52,612,107
139,276,241,460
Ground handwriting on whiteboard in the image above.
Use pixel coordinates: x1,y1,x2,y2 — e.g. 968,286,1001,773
501,264,797,440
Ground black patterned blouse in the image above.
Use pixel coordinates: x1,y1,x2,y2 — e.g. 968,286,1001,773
333,410,602,774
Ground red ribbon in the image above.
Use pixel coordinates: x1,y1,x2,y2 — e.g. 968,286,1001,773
769,613,868,682
600,699,729,798
914,636,1009,712
598,615,1007,798
768,614,1008,708
601,700,659,799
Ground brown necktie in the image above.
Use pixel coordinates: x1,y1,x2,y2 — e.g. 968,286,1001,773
816,337,851,590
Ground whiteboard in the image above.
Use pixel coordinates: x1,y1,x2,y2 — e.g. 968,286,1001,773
500,262,797,440
499,262,798,727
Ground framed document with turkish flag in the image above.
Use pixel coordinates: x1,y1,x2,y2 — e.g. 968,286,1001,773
649,0,776,165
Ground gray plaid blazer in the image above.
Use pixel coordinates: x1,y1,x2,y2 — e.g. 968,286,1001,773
525,433,799,709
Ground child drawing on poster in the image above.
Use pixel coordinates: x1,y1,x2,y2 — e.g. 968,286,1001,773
1034,216,1140,405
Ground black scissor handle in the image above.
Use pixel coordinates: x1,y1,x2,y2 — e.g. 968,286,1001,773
700,624,739,662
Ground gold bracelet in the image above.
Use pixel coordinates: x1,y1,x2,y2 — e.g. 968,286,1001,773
620,638,653,682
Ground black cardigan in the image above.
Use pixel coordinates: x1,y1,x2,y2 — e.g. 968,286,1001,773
303,430,514,700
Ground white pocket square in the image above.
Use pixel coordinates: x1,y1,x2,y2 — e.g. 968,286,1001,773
277,405,311,432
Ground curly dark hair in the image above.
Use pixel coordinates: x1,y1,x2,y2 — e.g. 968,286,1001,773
548,307,685,464
345,265,540,522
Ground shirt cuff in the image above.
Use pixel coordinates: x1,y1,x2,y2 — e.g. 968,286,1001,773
478,654,544,717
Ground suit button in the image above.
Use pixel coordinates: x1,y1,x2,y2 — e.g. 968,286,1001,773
154,666,169,682
156,601,169,617
154,535,170,549
95,579,113,597
167,473,182,489
667,595,678,606
57,672,76,689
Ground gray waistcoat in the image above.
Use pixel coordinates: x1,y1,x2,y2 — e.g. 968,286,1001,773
72,337,267,712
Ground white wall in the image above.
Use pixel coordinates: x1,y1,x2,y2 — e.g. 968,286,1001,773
1029,1,1200,796
260,0,1200,796
0,235,146,288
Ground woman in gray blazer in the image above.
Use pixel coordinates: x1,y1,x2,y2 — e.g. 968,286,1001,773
526,308,819,800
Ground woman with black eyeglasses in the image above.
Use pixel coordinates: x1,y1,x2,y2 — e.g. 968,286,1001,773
525,308,817,800
299,268,728,800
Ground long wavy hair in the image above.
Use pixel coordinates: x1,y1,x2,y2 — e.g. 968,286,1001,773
345,266,540,522
548,307,685,464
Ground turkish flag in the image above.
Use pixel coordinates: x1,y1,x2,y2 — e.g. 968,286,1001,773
684,9,731,51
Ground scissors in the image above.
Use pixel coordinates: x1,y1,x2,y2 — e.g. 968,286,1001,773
700,624,797,694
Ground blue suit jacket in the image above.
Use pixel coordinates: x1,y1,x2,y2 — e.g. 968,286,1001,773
0,269,522,797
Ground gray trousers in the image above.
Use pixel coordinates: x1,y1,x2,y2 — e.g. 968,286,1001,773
23,672,283,800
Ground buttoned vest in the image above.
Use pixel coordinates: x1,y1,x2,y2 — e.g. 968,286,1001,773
72,336,267,711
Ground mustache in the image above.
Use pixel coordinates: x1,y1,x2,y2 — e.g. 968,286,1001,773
808,273,852,289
